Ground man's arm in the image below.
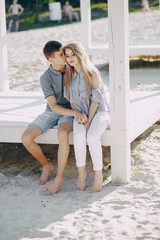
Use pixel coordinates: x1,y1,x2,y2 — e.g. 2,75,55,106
18,5,24,15
8,6,12,15
47,95,86,119
70,103,87,124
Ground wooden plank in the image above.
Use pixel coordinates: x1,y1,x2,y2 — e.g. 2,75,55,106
85,44,160,56
0,0,9,91
130,91,160,142
129,45,160,56
80,0,91,49
0,91,160,145
108,0,131,183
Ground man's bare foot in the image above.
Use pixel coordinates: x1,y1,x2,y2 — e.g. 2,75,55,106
77,166,86,191
44,177,63,195
38,162,54,185
90,170,103,193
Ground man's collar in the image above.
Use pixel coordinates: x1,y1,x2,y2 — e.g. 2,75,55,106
49,64,66,76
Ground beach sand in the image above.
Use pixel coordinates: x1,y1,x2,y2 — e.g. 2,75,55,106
0,10,160,240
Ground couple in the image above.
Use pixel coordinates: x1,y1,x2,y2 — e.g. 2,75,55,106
22,41,110,195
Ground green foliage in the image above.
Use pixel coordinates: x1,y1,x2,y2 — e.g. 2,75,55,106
150,0,159,7
103,175,108,181
104,163,109,167
130,56,160,69
0,156,3,163
5,0,159,32
91,3,108,10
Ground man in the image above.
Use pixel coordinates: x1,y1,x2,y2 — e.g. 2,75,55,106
8,0,24,32
22,41,87,195
63,1,79,22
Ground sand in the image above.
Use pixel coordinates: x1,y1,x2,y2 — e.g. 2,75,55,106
0,10,160,240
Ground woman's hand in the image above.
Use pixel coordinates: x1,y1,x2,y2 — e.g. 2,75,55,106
75,114,88,124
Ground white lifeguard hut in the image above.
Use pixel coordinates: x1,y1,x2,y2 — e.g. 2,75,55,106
0,0,160,184
49,2,62,21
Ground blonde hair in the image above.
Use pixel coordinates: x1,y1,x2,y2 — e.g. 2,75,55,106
63,41,101,100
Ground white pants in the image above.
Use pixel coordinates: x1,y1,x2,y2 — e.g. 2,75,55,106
73,111,110,171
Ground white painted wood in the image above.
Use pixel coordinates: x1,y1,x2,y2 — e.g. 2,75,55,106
1,91,160,145
49,2,62,21
80,0,91,50
130,91,160,142
108,0,131,183
86,44,109,56
0,0,9,91
84,44,160,56
129,45,160,56
79,0,160,57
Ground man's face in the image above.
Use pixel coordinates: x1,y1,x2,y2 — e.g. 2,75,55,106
49,48,66,66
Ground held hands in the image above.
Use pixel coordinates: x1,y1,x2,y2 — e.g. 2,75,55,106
74,112,91,134
74,112,88,124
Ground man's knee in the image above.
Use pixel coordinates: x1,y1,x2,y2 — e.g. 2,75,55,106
21,130,32,147
21,125,41,146
58,123,72,143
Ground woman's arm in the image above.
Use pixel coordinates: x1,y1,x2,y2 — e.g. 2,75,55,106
85,101,98,132
47,95,85,119
84,71,100,131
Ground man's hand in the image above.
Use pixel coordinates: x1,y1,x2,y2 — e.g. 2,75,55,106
74,113,88,124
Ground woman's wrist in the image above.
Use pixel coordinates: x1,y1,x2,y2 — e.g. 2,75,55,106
88,117,93,124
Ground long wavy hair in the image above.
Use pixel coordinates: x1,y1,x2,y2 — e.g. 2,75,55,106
63,41,101,100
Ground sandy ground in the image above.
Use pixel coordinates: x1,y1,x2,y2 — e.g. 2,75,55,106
0,10,160,240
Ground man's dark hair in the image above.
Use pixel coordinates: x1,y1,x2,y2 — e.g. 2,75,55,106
43,41,62,60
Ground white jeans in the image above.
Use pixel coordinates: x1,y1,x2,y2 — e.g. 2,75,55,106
73,111,110,171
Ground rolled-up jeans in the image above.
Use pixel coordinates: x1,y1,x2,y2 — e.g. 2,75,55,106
73,111,110,171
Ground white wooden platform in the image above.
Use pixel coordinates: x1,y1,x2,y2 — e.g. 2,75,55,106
1,0,160,183
0,90,160,145
85,44,160,57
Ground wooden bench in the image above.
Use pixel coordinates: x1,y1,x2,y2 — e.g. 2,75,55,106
0,90,160,146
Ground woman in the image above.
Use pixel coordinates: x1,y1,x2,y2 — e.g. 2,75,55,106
63,42,110,193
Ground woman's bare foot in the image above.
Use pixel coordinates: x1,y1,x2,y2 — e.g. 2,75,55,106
77,166,86,191
38,162,54,185
44,176,63,195
90,170,103,193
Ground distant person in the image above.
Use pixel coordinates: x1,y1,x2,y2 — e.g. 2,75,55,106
141,0,150,11
8,0,24,32
63,1,79,22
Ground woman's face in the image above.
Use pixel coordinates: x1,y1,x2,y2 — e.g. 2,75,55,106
65,48,80,68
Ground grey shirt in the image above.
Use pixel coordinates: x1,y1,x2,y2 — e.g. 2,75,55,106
40,65,71,111
67,70,110,116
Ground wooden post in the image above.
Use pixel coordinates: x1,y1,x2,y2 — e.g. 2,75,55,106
0,0,9,91
80,0,91,50
108,0,131,183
